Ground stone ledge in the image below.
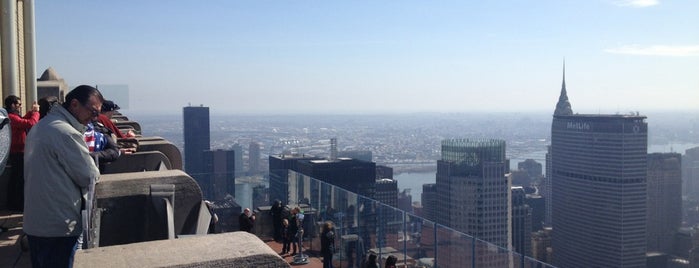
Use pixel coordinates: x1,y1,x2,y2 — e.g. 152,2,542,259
75,232,289,268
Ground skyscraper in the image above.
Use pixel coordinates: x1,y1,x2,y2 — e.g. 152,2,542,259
232,143,245,178
646,153,682,254
683,147,699,199
551,66,648,267
511,186,532,256
183,106,210,183
202,149,236,201
436,139,509,245
248,141,260,175
421,183,437,221
435,139,509,267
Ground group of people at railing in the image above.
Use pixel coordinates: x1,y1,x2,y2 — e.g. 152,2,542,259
3,85,137,267
260,199,399,268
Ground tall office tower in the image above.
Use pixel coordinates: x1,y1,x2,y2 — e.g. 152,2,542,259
375,178,398,208
376,165,393,179
647,153,682,253
684,147,699,199
421,183,437,221
551,67,648,268
376,178,400,236
436,139,509,245
436,139,509,267
201,150,236,201
268,154,323,204
248,142,261,175
232,143,245,178
183,106,210,184
511,186,532,256
543,146,552,226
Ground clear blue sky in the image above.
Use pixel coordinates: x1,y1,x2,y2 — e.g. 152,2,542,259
35,1,698,114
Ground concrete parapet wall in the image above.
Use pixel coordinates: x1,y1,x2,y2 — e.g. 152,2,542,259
102,151,172,174
137,140,183,170
75,232,289,268
95,170,203,246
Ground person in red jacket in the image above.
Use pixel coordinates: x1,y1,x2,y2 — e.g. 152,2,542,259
3,95,39,212
95,100,135,138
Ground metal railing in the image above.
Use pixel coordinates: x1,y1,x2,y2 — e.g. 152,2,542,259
280,171,555,268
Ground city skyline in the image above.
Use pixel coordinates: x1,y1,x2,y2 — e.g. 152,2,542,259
34,1,699,114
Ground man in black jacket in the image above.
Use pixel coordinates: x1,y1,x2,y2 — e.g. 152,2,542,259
239,208,255,233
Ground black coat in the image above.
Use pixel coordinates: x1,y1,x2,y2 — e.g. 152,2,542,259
320,229,335,256
239,213,254,233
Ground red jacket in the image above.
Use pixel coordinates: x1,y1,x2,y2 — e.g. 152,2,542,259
9,111,39,153
96,114,126,138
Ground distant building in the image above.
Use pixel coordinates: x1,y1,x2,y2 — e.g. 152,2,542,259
525,193,545,232
421,183,437,221
543,146,552,226
296,158,376,200
339,150,373,162
376,165,393,180
201,149,236,201
375,178,399,235
36,67,68,102
647,153,682,254
532,227,553,263
511,186,532,257
551,66,648,268
248,142,261,175
268,154,322,204
375,178,398,208
518,159,543,179
436,139,509,267
232,143,245,177
397,189,413,213
510,170,531,186
183,106,210,187
684,147,699,199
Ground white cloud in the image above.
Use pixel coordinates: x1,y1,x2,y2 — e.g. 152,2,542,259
604,45,699,56
613,0,659,7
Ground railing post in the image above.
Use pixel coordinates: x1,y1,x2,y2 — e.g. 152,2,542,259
402,211,407,266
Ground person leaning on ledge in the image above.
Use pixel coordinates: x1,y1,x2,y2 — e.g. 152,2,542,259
23,85,102,268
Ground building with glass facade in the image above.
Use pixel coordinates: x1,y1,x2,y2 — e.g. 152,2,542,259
183,106,210,187
435,139,509,267
551,68,648,267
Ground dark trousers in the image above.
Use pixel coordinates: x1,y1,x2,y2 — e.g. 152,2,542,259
272,217,282,241
28,235,79,268
7,153,24,211
323,253,334,268
282,237,291,253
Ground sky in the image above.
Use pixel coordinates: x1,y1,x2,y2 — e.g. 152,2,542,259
34,0,699,115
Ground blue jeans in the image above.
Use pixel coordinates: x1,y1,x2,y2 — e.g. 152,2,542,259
28,235,79,268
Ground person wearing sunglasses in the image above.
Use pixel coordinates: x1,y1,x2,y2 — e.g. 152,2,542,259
23,85,103,268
